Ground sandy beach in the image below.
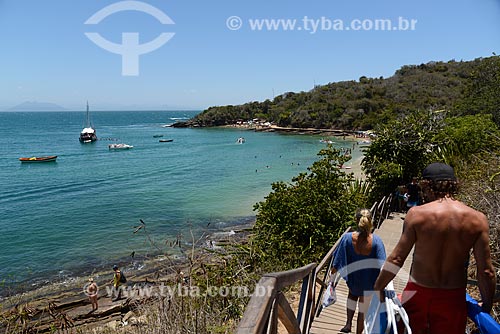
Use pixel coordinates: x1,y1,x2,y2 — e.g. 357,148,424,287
342,154,366,180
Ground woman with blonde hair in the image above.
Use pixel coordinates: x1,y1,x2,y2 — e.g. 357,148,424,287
330,209,386,333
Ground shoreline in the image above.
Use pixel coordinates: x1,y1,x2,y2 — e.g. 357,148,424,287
221,123,370,137
0,222,255,332
0,224,254,332
341,154,366,180
0,218,255,306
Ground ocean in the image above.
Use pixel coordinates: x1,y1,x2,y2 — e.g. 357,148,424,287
0,110,361,296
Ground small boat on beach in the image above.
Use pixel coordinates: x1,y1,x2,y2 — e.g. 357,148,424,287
19,156,57,163
79,102,97,143
109,143,133,150
159,139,173,142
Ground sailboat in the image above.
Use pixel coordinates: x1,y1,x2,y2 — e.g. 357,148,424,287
79,102,97,143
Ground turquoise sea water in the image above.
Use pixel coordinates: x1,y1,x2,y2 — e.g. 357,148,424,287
0,111,362,296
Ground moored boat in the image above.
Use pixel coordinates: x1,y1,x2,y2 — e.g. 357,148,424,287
19,156,57,163
109,143,133,150
79,102,97,143
320,138,334,144
159,139,173,142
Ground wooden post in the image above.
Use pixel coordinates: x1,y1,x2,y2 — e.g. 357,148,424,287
276,292,301,334
236,276,277,334
266,297,279,334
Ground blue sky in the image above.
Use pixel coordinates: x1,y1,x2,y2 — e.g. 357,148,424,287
0,0,499,111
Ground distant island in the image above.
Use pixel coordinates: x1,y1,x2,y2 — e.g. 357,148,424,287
7,101,67,112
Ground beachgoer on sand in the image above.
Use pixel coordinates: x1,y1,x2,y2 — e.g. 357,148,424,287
330,208,386,334
111,265,124,301
374,162,496,334
87,277,98,311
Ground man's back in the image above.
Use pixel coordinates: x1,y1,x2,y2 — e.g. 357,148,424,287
406,197,487,288
374,162,495,334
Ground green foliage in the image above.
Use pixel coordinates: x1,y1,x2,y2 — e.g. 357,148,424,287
361,109,444,200
433,114,500,166
188,57,499,130
455,56,500,125
361,110,500,199
252,147,369,269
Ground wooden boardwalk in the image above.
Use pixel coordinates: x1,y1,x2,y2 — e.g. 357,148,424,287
310,212,413,334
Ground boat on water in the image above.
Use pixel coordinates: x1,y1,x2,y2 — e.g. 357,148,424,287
19,156,57,163
153,135,164,138
236,137,245,144
79,102,97,143
109,143,133,150
320,138,334,144
159,139,173,142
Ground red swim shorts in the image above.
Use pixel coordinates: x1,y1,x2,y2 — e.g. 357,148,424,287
401,282,466,334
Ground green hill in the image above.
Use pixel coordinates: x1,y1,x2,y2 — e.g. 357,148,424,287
181,56,499,130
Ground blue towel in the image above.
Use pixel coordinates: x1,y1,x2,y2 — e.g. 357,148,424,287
466,293,500,334
332,232,386,296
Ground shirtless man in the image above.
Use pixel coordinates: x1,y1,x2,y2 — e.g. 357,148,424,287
374,162,496,334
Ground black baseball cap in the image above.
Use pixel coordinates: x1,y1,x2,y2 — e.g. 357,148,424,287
422,162,456,181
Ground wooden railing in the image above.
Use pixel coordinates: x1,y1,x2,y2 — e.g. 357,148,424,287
236,263,317,334
236,196,392,334
371,194,393,229
313,227,352,318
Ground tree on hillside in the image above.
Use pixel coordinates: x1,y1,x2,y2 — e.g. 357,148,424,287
361,109,444,200
361,110,500,200
456,55,500,126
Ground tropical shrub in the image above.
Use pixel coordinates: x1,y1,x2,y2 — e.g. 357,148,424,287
361,109,500,200
361,109,444,200
252,147,369,269
433,114,500,167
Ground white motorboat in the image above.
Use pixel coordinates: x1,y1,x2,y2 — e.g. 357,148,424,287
108,143,133,150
